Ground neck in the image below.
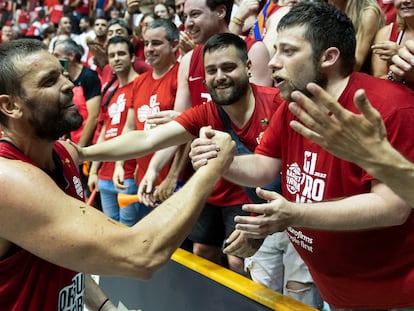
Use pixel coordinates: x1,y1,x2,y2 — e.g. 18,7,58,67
221,85,255,128
324,74,351,101
1,129,55,170
152,61,175,79
118,68,138,86
68,62,83,81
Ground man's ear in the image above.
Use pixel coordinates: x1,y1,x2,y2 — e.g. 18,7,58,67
171,39,180,53
0,95,23,119
216,4,227,20
320,47,340,69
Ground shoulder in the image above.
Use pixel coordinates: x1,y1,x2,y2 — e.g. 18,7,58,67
55,140,80,165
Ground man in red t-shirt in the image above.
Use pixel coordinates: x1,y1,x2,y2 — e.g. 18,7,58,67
112,19,181,220
190,3,414,309
88,36,145,226
79,33,284,276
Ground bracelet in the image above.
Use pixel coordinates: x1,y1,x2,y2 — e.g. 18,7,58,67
231,16,244,26
98,298,110,311
89,171,97,175
387,70,406,84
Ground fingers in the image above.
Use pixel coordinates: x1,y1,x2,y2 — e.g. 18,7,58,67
189,137,219,170
353,89,379,124
305,82,348,119
289,119,322,144
199,125,215,139
390,45,413,76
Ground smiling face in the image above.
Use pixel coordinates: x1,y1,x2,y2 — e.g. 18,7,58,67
269,25,327,101
204,45,250,106
183,0,222,44
143,26,176,70
15,51,82,140
395,0,414,19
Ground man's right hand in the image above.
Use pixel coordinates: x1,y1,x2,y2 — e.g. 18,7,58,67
199,127,235,173
189,126,222,170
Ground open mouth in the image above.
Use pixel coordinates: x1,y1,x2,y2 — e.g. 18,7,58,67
273,76,285,88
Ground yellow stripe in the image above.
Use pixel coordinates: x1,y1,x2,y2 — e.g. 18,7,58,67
172,248,317,311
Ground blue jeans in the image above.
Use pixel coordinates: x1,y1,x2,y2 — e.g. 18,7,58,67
98,178,152,226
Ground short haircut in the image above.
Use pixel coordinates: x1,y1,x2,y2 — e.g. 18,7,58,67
107,18,132,36
0,39,46,125
54,38,83,62
203,32,248,64
144,18,179,42
106,35,135,56
206,0,234,24
277,2,356,76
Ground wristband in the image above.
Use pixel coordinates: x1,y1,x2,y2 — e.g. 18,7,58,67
231,16,245,26
98,298,110,311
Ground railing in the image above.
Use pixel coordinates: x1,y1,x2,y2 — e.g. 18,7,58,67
99,248,317,311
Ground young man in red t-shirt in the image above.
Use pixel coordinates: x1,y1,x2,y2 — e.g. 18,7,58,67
191,3,414,309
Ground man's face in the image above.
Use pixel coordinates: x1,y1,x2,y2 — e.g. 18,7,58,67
175,0,185,21
53,44,70,62
94,18,108,38
59,17,72,34
184,0,222,44
79,18,90,32
1,25,14,42
16,51,82,140
269,25,326,101
204,46,250,106
107,42,133,75
107,24,129,40
143,27,176,69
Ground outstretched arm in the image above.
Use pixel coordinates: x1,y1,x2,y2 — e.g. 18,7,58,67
0,132,235,280
78,121,193,162
288,82,414,207
235,180,411,239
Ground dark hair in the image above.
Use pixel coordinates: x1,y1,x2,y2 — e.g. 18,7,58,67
106,35,135,56
81,15,94,25
203,32,247,64
0,39,46,125
145,18,179,42
94,16,108,24
277,2,356,76
206,0,234,24
107,18,132,36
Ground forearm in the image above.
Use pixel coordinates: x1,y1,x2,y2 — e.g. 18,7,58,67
130,157,226,275
294,191,410,231
84,275,116,311
165,142,191,180
360,142,414,207
78,116,98,147
225,154,279,187
148,145,179,174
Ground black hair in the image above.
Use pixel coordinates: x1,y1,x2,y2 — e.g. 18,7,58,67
106,35,135,56
203,32,247,64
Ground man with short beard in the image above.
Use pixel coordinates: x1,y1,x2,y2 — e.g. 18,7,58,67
190,2,414,310
0,38,234,310
77,32,283,275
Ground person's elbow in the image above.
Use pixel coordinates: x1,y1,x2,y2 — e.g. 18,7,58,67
390,206,411,226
